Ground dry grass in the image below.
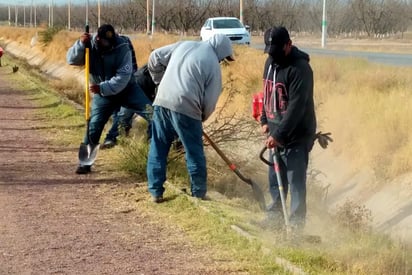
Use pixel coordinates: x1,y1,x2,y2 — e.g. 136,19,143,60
2,26,411,274
1,26,411,180
313,57,412,179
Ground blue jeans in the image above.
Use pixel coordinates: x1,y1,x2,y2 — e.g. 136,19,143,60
268,143,309,228
104,107,137,142
84,81,152,146
147,106,206,198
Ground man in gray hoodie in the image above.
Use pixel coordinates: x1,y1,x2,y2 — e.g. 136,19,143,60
147,33,235,203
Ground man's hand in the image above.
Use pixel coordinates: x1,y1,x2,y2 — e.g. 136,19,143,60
89,84,100,94
261,124,269,134
265,135,280,149
80,32,91,45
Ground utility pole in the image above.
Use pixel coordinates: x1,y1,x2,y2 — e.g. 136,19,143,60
8,5,11,26
240,0,243,24
146,0,150,34
151,0,155,35
86,0,89,27
321,0,327,48
97,0,101,27
15,4,18,27
48,0,51,27
34,3,37,28
51,0,54,27
30,0,33,27
68,0,71,30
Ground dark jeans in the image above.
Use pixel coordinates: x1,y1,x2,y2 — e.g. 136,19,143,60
147,106,206,198
104,107,139,142
83,81,152,146
268,143,309,228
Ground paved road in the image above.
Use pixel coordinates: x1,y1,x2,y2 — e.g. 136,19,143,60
253,44,412,67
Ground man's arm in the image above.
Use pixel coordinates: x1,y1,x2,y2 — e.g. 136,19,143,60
98,50,133,96
66,32,91,66
201,70,222,122
147,42,180,84
66,40,86,66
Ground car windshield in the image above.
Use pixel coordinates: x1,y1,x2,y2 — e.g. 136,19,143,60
213,19,243,29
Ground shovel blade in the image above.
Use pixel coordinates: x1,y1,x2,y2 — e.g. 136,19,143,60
78,143,99,166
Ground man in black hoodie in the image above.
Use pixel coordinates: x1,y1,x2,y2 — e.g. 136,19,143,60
260,26,317,232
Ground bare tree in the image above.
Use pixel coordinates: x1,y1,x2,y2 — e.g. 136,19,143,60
1,0,411,38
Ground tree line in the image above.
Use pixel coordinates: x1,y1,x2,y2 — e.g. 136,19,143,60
0,0,411,37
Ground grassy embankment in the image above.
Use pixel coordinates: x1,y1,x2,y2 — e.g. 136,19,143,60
1,26,411,274
2,26,411,179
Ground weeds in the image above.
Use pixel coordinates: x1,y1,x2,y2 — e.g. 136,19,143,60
333,199,373,233
39,27,63,46
2,26,412,274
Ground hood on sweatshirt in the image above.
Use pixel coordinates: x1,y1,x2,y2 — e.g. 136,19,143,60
207,33,235,62
289,46,310,63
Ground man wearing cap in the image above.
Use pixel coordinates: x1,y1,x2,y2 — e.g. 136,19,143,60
146,33,235,203
260,26,317,232
67,24,153,174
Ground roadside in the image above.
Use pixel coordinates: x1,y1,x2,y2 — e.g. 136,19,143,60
0,66,239,274
1,33,411,274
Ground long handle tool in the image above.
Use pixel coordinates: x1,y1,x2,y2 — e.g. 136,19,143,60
203,131,266,211
78,24,99,166
259,146,290,234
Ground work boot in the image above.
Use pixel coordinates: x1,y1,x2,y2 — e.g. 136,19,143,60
75,165,91,174
152,196,164,203
192,194,209,200
100,139,116,150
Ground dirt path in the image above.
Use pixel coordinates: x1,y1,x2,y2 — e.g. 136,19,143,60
0,68,229,274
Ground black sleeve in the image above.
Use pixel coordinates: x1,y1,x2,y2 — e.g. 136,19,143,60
274,64,313,144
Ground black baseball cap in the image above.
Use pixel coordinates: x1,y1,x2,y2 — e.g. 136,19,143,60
264,26,290,53
97,24,116,44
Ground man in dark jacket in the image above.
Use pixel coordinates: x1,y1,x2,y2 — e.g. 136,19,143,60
260,26,317,231
101,64,157,149
67,24,153,174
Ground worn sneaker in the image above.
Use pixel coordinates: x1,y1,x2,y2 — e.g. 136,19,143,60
100,139,116,150
152,196,164,203
75,165,91,174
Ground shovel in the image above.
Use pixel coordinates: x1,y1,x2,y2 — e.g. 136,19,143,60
202,131,266,211
78,24,99,166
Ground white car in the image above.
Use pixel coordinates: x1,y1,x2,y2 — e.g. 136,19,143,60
200,17,250,45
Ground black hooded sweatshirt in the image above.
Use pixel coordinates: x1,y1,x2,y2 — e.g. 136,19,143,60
260,46,316,148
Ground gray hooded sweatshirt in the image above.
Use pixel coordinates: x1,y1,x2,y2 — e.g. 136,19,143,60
148,33,233,121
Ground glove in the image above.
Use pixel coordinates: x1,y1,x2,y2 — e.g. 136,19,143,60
315,131,333,149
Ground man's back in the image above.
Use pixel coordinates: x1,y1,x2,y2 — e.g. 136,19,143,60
154,41,221,121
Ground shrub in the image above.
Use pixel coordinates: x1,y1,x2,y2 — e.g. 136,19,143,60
39,27,63,45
